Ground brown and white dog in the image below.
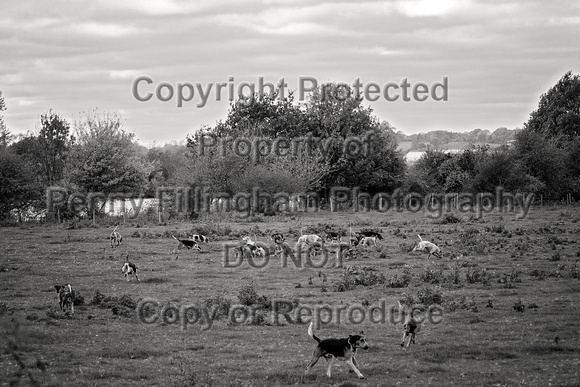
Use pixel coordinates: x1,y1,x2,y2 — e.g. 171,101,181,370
121,253,139,282
110,226,122,248
411,234,442,259
54,284,74,315
305,322,369,379
398,301,422,348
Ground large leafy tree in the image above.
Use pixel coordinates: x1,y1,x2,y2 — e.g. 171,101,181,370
0,150,42,220
525,71,580,139
36,111,72,186
12,111,72,187
515,71,580,198
187,85,406,195
65,111,151,198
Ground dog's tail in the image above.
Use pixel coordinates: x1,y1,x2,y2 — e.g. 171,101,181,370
417,234,423,241
308,322,321,343
113,225,119,233
67,284,72,294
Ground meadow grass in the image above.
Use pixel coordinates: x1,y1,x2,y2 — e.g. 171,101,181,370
0,206,579,386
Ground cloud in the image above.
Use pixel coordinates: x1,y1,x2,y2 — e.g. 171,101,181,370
109,70,143,80
395,0,468,17
73,22,145,37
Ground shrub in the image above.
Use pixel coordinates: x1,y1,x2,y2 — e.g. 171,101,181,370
204,294,232,320
356,270,386,286
333,271,357,292
437,213,461,224
446,263,462,285
466,265,492,285
387,267,414,288
419,264,444,284
237,282,270,309
417,287,443,305
513,299,525,312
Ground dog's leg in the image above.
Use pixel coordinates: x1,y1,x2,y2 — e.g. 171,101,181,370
326,357,333,378
401,330,407,347
349,356,360,373
305,350,322,374
134,272,140,282
346,357,364,379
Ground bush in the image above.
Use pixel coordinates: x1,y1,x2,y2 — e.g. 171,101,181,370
333,271,357,292
437,213,461,224
387,267,414,288
513,299,525,312
466,265,492,285
419,264,444,284
417,287,443,305
204,294,232,320
237,282,270,309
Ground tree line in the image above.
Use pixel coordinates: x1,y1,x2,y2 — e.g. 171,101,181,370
0,72,579,221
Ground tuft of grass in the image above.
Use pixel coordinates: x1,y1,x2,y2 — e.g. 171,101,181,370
141,277,168,284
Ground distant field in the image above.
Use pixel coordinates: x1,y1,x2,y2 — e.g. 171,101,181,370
1,206,580,386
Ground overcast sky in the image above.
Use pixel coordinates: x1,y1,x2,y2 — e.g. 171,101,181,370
1,0,579,146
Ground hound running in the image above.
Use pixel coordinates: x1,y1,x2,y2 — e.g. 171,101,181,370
305,322,369,379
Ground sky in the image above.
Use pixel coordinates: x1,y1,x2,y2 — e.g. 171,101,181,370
1,0,579,147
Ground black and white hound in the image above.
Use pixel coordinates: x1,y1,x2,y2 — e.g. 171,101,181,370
54,284,74,315
305,322,369,379
122,254,139,282
192,234,209,244
359,231,383,240
324,229,342,242
110,226,122,248
172,235,202,251
269,232,285,244
241,236,267,258
357,235,378,247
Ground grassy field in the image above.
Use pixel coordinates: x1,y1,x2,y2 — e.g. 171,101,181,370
1,206,580,386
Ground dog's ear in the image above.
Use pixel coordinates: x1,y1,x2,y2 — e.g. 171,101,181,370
359,331,365,335
54,285,61,292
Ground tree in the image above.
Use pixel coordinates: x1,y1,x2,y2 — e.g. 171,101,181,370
0,150,42,220
12,111,72,187
146,142,193,194
525,71,580,139
0,91,10,148
469,146,543,194
186,84,406,196
514,129,570,198
515,71,580,198
35,111,72,186
65,111,151,199
410,148,452,192
303,85,405,191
